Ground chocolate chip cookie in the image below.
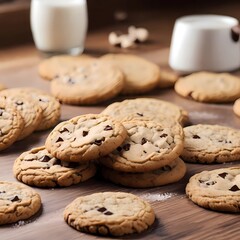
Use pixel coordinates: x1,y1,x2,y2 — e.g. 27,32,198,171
13,146,96,188
0,181,42,225
64,192,155,236
175,72,240,103
101,157,186,188
45,114,127,162
186,167,240,212
99,120,184,172
101,98,188,127
182,124,240,163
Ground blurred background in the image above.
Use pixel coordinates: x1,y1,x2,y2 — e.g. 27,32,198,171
0,0,240,48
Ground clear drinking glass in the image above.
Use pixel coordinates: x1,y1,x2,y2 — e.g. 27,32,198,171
30,0,88,56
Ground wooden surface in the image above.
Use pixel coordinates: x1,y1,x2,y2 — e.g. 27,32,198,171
0,31,240,240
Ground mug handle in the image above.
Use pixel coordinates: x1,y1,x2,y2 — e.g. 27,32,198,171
231,25,240,42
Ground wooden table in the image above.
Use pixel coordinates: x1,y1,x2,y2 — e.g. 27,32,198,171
0,26,240,240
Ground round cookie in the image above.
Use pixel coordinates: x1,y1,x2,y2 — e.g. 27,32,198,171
101,54,160,94
0,103,24,151
13,146,96,188
101,98,188,127
45,114,127,162
38,54,95,80
0,94,42,140
0,88,61,131
101,157,186,188
51,60,124,105
64,192,155,236
233,98,240,117
186,167,240,213
0,181,42,225
175,72,240,103
99,120,184,172
182,124,240,164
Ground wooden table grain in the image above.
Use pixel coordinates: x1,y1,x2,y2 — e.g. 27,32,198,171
0,35,240,239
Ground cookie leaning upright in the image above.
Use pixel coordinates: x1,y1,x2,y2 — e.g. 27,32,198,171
182,124,240,163
13,146,96,188
0,103,24,151
0,181,42,225
45,114,127,162
101,54,160,94
99,120,184,172
186,167,240,213
38,54,95,80
64,192,155,236
175,72,240,103
51,59,124,105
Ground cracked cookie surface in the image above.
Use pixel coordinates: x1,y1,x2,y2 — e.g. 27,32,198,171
64,192,155,236
101,157,186,188
175,72,240,103
186,167,240,212
101,98,188,127
45,114,127,162
0,181,42,224
51,60,124,105
99,120,184,172
0,103,24,151
13,146,96,188
182,124,240,163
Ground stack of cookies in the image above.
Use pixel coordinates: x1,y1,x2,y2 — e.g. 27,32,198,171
38,54,178,105
0,87,61,151
99,98,187,188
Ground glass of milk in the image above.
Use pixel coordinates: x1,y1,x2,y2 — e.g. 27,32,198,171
30,0,88,56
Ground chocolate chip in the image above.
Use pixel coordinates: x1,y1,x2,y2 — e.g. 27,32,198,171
82,131,88,137
59,128,69,133
160,133,168,138
143,150,147,153
16,101,23,105
229,185,240,192
123,143,130,151
93,137,105,146
206,181,216,186
199,179,205,183
0,109,3,116
141,138,147,145
97,207,107,212
104,125,113,131
10,196,20,202
193,135,200,139
218,172,228,179
56,137,63,142
117,147,122,152
39,155,51,162
104,211,113,215
0,191,6,194
136,112,143,117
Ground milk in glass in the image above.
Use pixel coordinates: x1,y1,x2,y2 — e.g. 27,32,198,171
30,0,88,55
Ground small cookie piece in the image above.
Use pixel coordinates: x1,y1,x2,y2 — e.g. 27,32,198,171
175,72,240,103
101,98,188,127
0,88,61,131
51,60,124,105
45,114,127,162
158,69,179,88
182,124,240,164
38,54,95,80
0,94,42,140
0,103,24,151
0,181,42,225
101,54,160,94
13,146,96,188
186,167,240,212
99,120,184,172
233,98,240,117
64,192,155,236
101,157,186,188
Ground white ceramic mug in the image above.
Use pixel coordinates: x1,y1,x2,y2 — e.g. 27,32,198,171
30,0,88,56
169,15,240,73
